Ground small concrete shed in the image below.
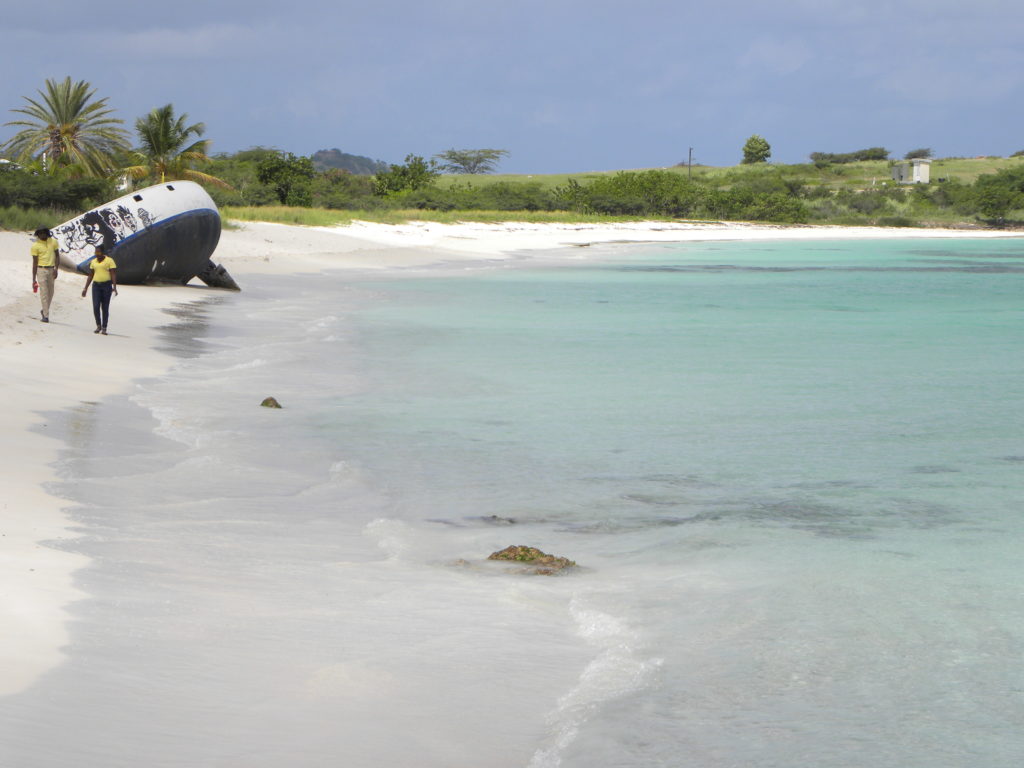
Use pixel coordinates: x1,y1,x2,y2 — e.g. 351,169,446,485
891,158,931,184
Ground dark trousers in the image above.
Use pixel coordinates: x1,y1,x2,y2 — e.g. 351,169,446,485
92,282,113,329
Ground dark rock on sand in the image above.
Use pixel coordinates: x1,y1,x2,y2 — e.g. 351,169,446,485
487,545,577,575
260,397,283,408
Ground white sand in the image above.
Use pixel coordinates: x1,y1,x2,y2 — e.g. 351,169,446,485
1,218,1020,696
342,218,1021,254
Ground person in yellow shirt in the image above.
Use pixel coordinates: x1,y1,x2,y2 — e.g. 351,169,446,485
30,228,60,323
80,244,118,335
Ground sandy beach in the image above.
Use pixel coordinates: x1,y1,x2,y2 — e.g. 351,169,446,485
1,217,1021,698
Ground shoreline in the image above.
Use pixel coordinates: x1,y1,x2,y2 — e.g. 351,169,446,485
340,218,1023,256
1,218,1021,697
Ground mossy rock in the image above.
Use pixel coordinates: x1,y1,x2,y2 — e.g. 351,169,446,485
260,396,283,409
487,545,577,575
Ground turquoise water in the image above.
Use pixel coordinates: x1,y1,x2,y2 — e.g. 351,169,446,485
344,240,1024,514
3,239,1023,767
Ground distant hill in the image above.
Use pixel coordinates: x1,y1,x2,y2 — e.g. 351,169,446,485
312,148,390,175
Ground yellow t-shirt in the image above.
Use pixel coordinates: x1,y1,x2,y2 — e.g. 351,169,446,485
89,256,117,283
31,238,59,268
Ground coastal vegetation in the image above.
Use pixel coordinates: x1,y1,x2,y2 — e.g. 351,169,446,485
2,76,1024,230
311,148,389,175
433,148,509,174
0,162,113,228
741,135,771,165
809,147,889,166
123,104,230,189
2,77,129,179
211,153,1024,229
255,151,316,205
372,154,440,195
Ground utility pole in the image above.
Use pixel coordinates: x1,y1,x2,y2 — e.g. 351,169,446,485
688,147,693,180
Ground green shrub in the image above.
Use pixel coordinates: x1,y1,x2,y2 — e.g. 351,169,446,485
809,147,889,164
311,170,376,209
466,181,558,211
741,192,809,223
208,181,279,207
846,192,890,215
968,165,1024,221
802,185,833,200
0,166,114,210
554,170,705,217
386,186,459,211
877,216,916,227
256,151,316,205
731,173,792,196
805,198,844,221
0,204,76,231
373,155,440,195
923,178,974,211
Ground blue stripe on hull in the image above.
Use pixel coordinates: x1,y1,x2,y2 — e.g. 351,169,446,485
76,209,222,285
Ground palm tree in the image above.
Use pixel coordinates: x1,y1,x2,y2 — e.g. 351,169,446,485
123,104,231,189
2,77,129,177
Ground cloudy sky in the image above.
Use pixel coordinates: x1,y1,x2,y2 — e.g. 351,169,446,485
2,0,1021,173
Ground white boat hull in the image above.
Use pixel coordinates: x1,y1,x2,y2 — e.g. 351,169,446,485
52,181,236,289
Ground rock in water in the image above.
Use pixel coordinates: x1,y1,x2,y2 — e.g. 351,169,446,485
479,515,517,526
261,397,282,409
487,545,577,575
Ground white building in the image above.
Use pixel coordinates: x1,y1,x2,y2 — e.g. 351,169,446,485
891,158,931,184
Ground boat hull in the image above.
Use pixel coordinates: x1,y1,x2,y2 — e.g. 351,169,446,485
53,181,235,288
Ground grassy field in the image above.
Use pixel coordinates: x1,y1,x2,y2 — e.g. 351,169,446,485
438,156,1024,191
927,156,1023,183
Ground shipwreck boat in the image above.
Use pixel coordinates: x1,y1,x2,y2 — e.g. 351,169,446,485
53,180,238,290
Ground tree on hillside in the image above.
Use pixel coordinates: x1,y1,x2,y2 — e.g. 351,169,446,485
904,148,933,160
973,166,1024,223
123,104,230,189
2,76,129,178
974,182,1016,223
742,135,771,164
374,154,439,195
433,148,509,174
256,151,316,205
810,147,889,166
312,148,390,175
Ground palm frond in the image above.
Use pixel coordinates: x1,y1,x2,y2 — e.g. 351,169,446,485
2,77,128,178
127,103,230,190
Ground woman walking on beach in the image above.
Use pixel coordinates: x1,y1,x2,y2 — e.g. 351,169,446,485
30,228,60,323
80,244,118,335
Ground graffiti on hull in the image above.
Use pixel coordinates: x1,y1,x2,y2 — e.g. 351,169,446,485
55,204,156,254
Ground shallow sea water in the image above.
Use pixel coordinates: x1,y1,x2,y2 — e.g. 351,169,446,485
2,239,1024,767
